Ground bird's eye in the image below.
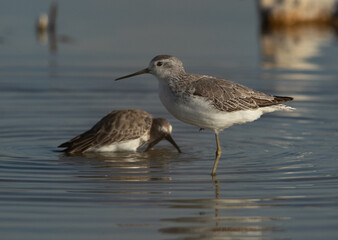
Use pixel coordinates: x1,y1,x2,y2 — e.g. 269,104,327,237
156,62,163,66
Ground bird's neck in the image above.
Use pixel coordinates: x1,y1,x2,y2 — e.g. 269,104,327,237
157,76,192,101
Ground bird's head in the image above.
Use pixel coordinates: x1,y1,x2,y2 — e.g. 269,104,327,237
145,118,181,153
115,55,185,81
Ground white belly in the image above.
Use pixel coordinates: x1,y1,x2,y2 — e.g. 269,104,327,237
88,137,145,152
158,83,278,132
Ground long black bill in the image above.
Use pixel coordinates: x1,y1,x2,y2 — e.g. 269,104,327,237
115,68,150,81
165,135,182,153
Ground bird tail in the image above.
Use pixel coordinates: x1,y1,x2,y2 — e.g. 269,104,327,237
273,96,295,111
256,95,294,108
273,96,293,104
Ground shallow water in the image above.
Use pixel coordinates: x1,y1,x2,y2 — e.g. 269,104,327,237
1,1,338,239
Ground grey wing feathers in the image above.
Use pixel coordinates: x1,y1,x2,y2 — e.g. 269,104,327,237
58,110,152,153
191,76,293,112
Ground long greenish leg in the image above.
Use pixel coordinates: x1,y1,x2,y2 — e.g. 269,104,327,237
211,133,222,175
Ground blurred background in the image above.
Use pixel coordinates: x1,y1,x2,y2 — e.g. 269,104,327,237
1,1,338,240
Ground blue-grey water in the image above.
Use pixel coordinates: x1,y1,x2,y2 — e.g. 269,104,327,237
1,1,338,239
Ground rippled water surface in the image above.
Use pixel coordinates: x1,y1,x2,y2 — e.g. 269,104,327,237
1,1,338,239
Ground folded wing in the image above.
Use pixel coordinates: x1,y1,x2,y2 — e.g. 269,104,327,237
191,76,293,112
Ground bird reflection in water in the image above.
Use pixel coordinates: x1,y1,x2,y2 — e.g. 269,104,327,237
160,177,289,239
59,149,183,182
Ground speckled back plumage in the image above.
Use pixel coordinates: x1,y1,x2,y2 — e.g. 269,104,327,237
185,75,292,112
58,109,152,153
